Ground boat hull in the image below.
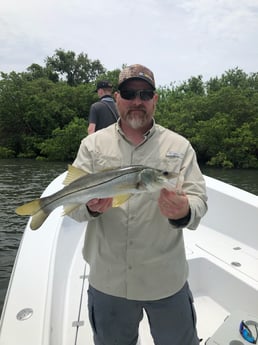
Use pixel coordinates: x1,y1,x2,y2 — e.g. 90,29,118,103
1,173,257,344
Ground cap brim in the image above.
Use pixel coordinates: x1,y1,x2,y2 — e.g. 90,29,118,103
118,77,155,90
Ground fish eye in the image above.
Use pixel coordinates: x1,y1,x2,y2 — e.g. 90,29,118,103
163,171,169,176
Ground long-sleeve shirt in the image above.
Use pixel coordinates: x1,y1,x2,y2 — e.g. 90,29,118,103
71,119,208,301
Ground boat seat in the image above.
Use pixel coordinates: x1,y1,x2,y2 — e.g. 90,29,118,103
205,310,258,344
186,226,258,283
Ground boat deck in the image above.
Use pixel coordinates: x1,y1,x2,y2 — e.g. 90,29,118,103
1,173,257,345
52,218,258,344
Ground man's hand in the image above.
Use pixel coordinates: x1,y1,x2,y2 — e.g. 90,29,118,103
87,198,113,214
158,188,190,220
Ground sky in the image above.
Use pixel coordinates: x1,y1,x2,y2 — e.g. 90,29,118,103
1,0,258,87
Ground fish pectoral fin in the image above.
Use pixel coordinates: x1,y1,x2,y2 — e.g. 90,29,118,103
63,165,88,186
112,194,132,207
63,204,81,215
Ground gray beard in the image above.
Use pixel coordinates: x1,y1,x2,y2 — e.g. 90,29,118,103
126,113,148,129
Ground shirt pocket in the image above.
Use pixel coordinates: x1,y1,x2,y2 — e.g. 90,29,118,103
159,155,183,174
147,154,183,177
93,153,122,172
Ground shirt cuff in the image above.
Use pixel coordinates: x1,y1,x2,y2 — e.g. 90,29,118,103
168,209,191,227
86,206,102,218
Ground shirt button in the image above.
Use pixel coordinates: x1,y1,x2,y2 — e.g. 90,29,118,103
128,265,132,270
129,240,133,245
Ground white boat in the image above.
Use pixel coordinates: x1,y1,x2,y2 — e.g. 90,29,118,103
0,172,257,345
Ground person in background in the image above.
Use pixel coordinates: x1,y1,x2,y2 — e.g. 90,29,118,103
87,80,119,134
70,64,208,345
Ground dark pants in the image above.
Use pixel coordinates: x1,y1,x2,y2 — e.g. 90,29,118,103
87,282,199,345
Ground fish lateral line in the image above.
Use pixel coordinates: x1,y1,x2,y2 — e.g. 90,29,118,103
15,165,178,230
16,168,143,216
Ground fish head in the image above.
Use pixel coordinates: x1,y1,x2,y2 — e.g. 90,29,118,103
138,168,178,191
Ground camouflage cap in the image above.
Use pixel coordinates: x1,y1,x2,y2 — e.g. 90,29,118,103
118,64,155,90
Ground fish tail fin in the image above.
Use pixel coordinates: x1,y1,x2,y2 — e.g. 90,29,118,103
15,199,50,231
30,210,50,230
16,199,42,216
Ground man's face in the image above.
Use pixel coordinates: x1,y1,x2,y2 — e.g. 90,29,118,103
115,80,158,131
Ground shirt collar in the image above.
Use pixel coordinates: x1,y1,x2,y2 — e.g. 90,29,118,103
116,118,156,142
100,95,113,101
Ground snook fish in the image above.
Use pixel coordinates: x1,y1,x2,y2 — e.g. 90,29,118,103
16,165,178,231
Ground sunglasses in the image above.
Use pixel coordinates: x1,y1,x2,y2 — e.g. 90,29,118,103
239,320,258,344
119,89,154,101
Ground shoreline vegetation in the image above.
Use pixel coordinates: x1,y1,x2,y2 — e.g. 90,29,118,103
0,49,257,169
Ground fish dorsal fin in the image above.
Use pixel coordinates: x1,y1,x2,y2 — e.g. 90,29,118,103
63,165,88,186
112,194,132,207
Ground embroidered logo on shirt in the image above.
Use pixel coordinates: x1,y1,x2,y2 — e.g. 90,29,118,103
166,151,183,159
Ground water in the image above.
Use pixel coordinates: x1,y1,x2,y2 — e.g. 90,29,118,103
0,159,67,315
0,159,257,315
201,166,258,195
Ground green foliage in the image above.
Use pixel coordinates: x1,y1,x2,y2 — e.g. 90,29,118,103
0,72,28,153
0,71,95,158
39,117,88,161
207,152,234,169
0,54,257,168
156,69,258,168
45,49,106,86
0,146,15,158
95,69,121,91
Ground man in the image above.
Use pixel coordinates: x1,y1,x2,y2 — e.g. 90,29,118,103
71,64,208,345
87,80,119,134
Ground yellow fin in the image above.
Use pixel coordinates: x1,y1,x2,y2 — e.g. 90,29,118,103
30,210,50,230
16,199,50,230
63,204,81,215
16,199,41,216
112,194,131,207
63,165,88,186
